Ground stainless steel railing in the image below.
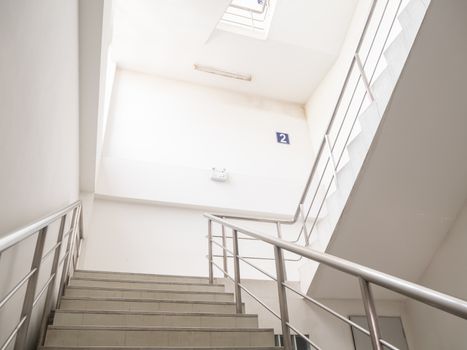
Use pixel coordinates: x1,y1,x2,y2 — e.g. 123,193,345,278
211,0,407,258
0,200,83,350
206,214,467,350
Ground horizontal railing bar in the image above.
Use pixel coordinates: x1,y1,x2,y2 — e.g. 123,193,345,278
205,214,467,319
0,200,81,253
286,322,322,350
238,282,281,320
1,315,27,350
58,250,70,266
212,234,258,241
211,259,281,321
282,282,370,335
33,273,56,308
211,241,277,281
0,268,37,309
282,282,399,350
213,253,299,263
41,241,62,263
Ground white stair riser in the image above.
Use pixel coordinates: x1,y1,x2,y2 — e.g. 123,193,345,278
54,312,258,328
60,299,240,314
65,288,233,302
74,271,210,284
44,329,275,347
69,279,224,292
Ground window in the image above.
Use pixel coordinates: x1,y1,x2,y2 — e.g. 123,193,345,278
217,0,277,40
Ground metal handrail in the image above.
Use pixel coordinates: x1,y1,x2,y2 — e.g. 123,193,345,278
206,214,467,350
0,200,84,350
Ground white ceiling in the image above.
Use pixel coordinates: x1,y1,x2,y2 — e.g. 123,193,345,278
111,0,360,103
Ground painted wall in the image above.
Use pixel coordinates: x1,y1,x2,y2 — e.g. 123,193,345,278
80,198,308,281
0,0,80,348
406,200,467,349
304,0,372,154
97,69,314,216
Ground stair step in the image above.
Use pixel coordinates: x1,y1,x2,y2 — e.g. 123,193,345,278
65,286,234,302
59,297,244,314
44,326,275,347
40,347,281,349
69,278,225,293
74,270,211,284
54,310,258,328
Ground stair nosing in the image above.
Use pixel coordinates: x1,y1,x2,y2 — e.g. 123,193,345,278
55,309,257,317
66,285,232,296
75,269,210,280
61,296,240,306
48,325,274,332
71,277,224,287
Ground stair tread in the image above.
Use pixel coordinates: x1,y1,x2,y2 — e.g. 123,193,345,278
66,285,232,296
75,269,210,280
61,296,239,305
41,347,281,349
71,277,223,287
48,325,273,332
55,309,256,317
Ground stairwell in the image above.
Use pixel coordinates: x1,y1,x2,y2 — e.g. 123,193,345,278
40,270,279,349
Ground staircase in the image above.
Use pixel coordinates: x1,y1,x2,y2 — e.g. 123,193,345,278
40,270,278,349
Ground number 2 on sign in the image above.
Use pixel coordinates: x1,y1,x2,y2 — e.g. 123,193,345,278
276,132,290,145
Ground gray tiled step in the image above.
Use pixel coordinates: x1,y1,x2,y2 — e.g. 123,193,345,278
54,310,258,328
40,347,281,349
64,286,233,302
69,278,225,293
44,326,275,347
74,270,212,284
59,297,244,314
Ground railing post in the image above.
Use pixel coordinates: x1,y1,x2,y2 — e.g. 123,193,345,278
36,215,67,347
359,278,383,350
56,207,78,308
232,229,243,314
355,52,375,101
221,223,228,277
299,204,310,246
275,222,288,281
325,133,339,186
14,227,48,350
274,246,293,350
208,219,214,284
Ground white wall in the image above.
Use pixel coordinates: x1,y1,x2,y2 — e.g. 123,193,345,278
406,200,467,349
80,198,307,280
305,0,372,153
97,69,314,216
0,0,80,348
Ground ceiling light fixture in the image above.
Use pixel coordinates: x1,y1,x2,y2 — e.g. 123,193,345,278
193,64,252,82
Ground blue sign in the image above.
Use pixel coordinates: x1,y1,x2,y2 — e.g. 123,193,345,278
276,132,290,145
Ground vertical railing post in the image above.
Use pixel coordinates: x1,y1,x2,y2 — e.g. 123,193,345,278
36,214,67,347
208,219,214,284
274,245,292,350
232,229,243,314
325,133,339,186
56,207,78,308
221,223,228,277
355,52,375,101
275,222,287,281
14,227,48,350
359,278,383,350
299,204,310,246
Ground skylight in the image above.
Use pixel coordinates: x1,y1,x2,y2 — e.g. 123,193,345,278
217,0,276,40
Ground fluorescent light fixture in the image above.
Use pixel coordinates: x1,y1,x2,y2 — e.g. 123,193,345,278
194,64,252,81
